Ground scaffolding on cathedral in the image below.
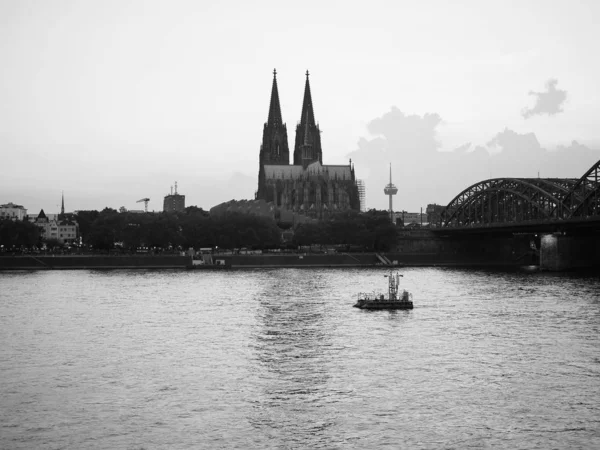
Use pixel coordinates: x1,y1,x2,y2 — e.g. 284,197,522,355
357,179,366,212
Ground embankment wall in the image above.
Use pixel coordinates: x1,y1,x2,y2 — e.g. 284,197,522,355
0,255,190,270
222,253,379,268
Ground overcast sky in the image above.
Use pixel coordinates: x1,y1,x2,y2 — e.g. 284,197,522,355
2,0,599,214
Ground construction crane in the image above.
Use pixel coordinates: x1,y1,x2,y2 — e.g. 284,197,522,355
137,198,150,213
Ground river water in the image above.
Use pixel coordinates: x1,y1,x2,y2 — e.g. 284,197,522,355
1,268,599,449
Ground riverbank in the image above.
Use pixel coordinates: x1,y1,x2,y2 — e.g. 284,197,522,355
0,255,191,270
0,252,526,270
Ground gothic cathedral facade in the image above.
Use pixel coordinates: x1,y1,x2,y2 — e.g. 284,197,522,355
256,70,360,219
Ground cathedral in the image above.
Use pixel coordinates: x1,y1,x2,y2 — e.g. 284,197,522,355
256,70,360,219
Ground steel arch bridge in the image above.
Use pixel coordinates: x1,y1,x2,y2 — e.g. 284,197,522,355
440,159,600,229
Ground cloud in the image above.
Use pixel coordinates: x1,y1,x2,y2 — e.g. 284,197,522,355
348,107,488,210
555,140,592,153
453,142,472,153
548,140,600,178
363,106,442,155
483,129,600,179
348,107,599,211
486,128,544,155
521,79,567,119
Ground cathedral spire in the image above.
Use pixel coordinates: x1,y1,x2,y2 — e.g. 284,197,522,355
299,70,316,128
303,110,310,146
61,191,65,216
294,70,322,166
267,68,283,126
257,68,290,201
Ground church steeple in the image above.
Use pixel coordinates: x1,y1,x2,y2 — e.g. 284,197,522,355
294,70,322,166
260,69,289,166
267,69,283,126
299,70,316,128
61,191,65,217
257,69,290,201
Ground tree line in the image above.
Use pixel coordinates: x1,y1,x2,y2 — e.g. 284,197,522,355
0,220,40,250
1,207,398,252
292,210,398,251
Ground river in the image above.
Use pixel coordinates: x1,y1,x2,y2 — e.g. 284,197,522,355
1,268,599,449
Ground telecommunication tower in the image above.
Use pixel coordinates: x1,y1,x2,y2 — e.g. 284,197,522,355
383,163,398,223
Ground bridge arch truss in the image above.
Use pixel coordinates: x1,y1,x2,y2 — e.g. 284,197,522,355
441,159,600,228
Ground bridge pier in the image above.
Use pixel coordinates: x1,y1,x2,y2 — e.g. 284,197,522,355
540,233,600,271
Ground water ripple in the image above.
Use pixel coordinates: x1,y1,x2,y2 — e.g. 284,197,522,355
1,268,599,449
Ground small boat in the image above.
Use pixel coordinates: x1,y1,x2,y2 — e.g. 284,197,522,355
354,270,413,310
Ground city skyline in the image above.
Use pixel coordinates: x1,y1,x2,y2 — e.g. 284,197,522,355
2,0,600,214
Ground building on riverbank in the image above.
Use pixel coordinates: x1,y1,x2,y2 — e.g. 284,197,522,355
33,209,79,244
164,182,185,213
394,211,427,226
0,202,27,221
